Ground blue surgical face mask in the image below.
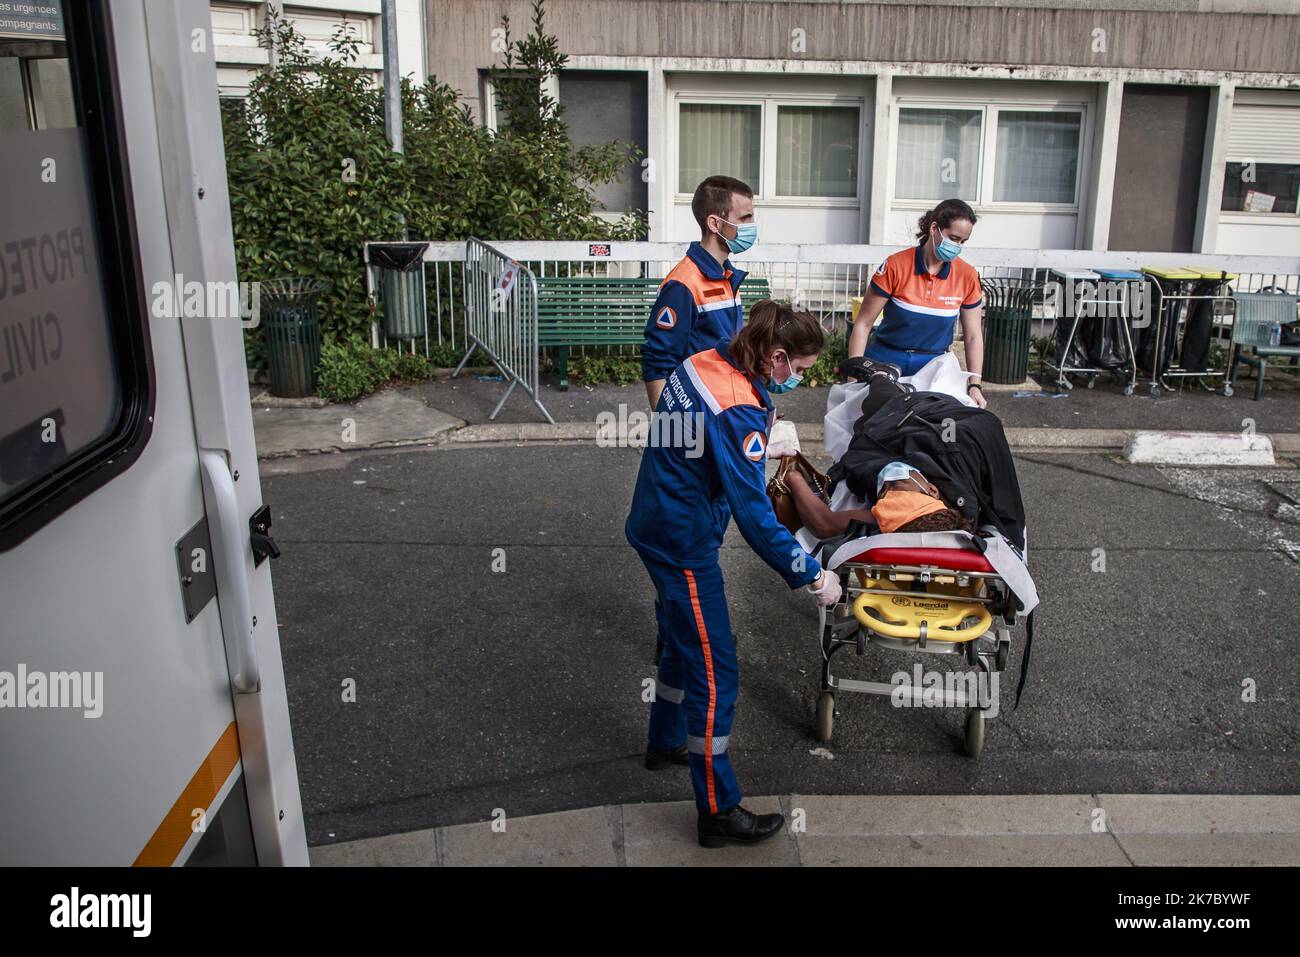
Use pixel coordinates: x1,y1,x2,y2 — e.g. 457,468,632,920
876,461,929,496
932,226,963,263
767,351,802,394
718,217,758,254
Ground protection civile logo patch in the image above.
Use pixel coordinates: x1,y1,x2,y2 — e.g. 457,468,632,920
742,431,766,461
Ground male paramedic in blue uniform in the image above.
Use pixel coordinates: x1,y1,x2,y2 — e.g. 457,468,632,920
641,175,755,411
626,302,843,848
638,175,757,748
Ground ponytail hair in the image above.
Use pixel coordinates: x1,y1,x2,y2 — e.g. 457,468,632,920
729,300,824,381
916,198,977,242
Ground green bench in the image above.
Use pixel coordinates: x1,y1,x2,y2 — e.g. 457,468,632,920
1228,292,1300,400
535,275,772,389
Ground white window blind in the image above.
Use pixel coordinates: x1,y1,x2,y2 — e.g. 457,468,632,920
1226,104,1300,165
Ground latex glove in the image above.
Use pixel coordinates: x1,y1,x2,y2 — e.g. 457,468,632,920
807,571,842,608
767,419,801,458
766,437,799,459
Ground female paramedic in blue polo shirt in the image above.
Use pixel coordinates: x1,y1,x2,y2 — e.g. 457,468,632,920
625,302,843,849
847,198,988,409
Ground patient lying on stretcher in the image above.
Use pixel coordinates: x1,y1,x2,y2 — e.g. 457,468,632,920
783,460,973,539
775,357,1026,552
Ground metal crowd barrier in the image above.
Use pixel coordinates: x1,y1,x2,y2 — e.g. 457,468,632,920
454,238,555,423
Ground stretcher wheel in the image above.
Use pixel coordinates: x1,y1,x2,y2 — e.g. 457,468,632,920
1086,376,1096,389
1224,382,1234,398
964,709,985,758
1148,382,1160,398
815,692,835,743
1123,384,1135,397
996,642,1009,672
965,639,979,666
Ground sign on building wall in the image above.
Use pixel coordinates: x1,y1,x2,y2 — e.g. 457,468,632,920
0,0,63,40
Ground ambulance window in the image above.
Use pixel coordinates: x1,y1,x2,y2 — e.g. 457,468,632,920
0,3,154,550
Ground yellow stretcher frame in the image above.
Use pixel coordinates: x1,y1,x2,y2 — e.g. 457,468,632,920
851,591,992,643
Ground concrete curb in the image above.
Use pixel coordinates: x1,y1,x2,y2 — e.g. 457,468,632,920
307,793,1300,867
1124,430,1276,466
439,422,1299,456
248,394,1300,459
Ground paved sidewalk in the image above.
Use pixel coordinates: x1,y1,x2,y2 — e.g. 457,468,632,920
251,382,1300,458
308,794,1300,867
410,365,1300,433
252,387,464,458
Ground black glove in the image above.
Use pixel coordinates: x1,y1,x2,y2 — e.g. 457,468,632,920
837,356,873,382
837,355,903,383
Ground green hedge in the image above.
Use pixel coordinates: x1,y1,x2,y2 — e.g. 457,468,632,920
224,1,646,376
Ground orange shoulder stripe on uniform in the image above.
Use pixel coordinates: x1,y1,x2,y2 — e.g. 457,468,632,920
662,258,737,306
685,348,762,412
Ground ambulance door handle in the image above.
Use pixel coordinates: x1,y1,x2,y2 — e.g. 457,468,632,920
199,449,261,694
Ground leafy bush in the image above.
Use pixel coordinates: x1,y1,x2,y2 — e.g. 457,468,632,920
316,338,380,403
315,340,437,402
428,341,465,368
802,333,848,388
224,0,646,387
568,354,642,386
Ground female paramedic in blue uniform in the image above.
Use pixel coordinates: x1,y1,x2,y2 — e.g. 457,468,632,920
846,198,988,409
625,301,842,849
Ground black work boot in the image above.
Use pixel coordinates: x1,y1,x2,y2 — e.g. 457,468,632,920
697,805,785,848
644,743,689,770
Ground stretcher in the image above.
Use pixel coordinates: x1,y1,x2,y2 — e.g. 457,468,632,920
811,528,1038,758
807,356,1037,756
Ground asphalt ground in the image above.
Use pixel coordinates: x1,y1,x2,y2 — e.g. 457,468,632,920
260,440,1300,847
414,366,1300,434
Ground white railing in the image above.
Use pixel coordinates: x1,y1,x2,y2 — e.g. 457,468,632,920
363,237,1300,357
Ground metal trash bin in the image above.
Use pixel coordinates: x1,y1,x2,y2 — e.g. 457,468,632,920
981,276,1039,384
369,242,429,340
262,278,330,397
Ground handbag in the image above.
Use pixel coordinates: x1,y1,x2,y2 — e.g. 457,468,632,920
766,451,830,534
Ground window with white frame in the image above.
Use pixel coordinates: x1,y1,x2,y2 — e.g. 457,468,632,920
776,105,858,198
895,107,981,200
895,102,1084,207
678,102,761,193
1221,98,1300,216
993,111,1081,204
676,97,861,200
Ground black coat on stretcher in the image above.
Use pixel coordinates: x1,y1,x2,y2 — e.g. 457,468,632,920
827,390,1026,551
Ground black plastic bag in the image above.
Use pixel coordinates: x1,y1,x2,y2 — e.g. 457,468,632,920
368,242,428,273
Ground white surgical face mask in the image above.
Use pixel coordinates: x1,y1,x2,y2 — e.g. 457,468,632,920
876,461,930,497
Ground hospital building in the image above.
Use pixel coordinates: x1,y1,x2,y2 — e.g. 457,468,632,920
5,1,1298,256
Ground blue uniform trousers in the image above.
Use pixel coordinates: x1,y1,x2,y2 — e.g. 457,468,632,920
639,553,742,815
